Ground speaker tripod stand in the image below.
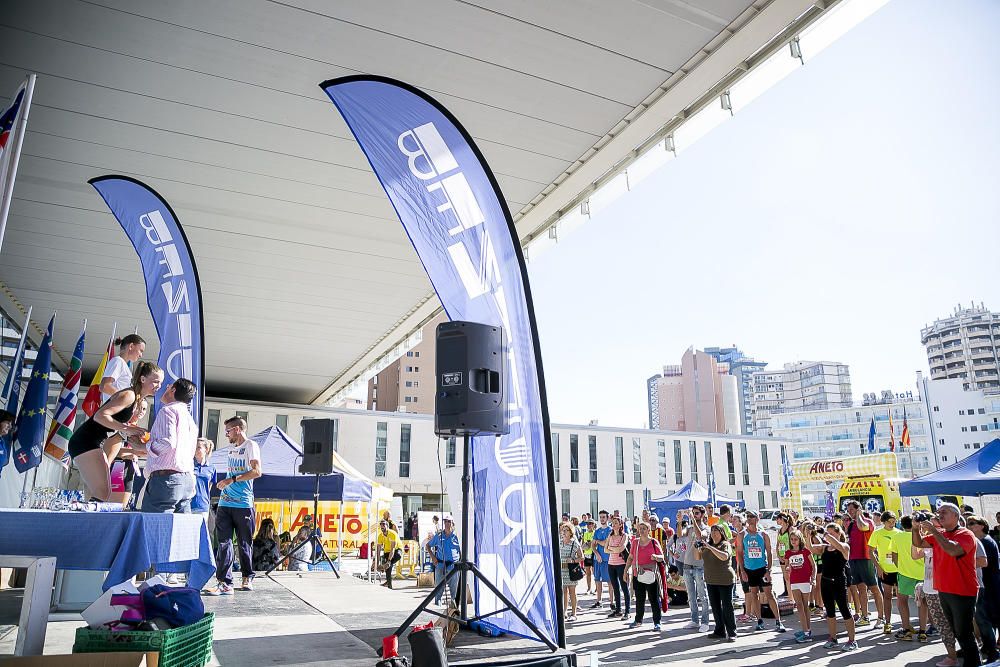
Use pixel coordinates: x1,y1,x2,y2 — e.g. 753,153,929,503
265,473,340,579
387,434,557,651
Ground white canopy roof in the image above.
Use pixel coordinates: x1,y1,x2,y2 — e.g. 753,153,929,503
0,0,823,403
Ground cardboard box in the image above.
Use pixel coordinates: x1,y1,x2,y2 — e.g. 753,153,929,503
0,652,158,666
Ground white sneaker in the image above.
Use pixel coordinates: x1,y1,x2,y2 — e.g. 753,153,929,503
699,624,711,633
165,574,180,585
683,621,700,629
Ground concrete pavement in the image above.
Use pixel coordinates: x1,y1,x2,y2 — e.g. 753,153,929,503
0,566,968,665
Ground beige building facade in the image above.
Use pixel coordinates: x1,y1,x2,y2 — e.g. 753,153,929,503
647,348,740,434
366,313,446,414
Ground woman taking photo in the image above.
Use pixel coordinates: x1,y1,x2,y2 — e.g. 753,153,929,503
700,524,738,641
558,521,584,622
625,521,666,631
786,528,816,642
813,522,857,651
606,516,631,620
68,361,161,501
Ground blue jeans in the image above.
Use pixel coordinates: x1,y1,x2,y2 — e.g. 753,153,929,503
434,563,460,604
684,565,710,624
140,472,194,513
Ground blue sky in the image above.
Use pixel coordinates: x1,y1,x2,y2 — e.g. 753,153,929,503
527,0,1000,428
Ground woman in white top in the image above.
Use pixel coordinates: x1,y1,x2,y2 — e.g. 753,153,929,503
100,334,146,403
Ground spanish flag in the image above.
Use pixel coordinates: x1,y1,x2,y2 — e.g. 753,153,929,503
901,407,911,449
888,409,896,452
81,323,116,417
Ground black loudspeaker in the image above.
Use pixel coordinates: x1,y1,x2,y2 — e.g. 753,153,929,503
435,321,509,437
299,418,336,474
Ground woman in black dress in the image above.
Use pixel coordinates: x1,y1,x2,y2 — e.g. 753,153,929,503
68,360,162,501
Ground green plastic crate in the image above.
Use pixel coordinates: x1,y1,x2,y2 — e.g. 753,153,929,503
73,612,214,667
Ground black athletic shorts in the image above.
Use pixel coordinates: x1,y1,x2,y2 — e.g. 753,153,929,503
879,571,898,587
745,566,771,589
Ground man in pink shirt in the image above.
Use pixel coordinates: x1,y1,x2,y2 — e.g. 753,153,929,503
140,379,199,513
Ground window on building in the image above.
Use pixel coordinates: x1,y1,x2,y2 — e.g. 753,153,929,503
446,437,456,467
758,490,766,509
974,443,982,449
414,351,419,357
375,422,388,477
726,442,736,485
674,439,683,485
205,409,220,445
971,426,978,432
588,435,598,483
633,438,642,484
561,489,571,516
704,441,714,474
939,439,945,445
626,490,635,519
404,396,412,403
760,443,770,486
942,456,948,462
551,433,560,483
413,381,419,388
399,424,411,478
406,351,413,357
682,441,697,485
737,490,744,501
275,414,288,431
933,406,940,412
615,437,625,484
414,366,419,372
771,491,778,508
570,434,579,483
740,442,750,486
405,381,412,387
978,408,985,414
959,410,965,415
657,440,667,485
590,490,599,518
962,426,968,432
236,411,249,424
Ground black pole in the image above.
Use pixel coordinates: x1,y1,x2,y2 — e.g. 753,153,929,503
459,433,471,620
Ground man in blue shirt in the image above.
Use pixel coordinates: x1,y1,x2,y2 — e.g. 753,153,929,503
205,417,262,596
591,510,612,609
427,516,462,604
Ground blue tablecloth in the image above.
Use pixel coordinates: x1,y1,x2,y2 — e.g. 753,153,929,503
0,509,216,591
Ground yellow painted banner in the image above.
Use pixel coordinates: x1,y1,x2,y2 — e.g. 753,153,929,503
253,499,387,553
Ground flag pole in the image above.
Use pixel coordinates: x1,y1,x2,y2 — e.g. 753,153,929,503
2,305,31,403
0,74,36,254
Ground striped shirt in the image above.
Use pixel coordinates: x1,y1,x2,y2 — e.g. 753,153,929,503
145,401,198,475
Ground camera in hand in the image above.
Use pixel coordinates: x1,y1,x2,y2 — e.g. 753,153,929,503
913,510,933,523
695,541,705,549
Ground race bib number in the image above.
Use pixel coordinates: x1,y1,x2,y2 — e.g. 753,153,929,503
747,544,763,560
789,554,806,569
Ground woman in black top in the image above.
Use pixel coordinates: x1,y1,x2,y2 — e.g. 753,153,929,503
252,519,281,572
68,360,161,501
813,522,857,650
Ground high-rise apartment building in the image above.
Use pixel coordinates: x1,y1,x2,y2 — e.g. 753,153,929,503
921,375,1000,469
921,302,1000,394
647,348,740,434
704,346,768,435
366,313,446,414
751,361,852,436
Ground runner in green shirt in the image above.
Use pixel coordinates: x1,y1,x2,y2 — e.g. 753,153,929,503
582,520,596,594
868,511,901,634
888,516,925,640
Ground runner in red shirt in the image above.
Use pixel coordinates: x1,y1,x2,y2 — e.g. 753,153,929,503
786,529,816,642
913,503,981,667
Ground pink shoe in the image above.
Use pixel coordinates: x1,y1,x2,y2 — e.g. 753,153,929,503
935,659,959,667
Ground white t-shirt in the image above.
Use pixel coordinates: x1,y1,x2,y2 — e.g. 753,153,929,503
101,356,133,403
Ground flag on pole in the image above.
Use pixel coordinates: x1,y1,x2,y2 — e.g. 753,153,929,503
888,409,896,452
901,407,911,449
0,307,32,475
0,75,35,254
867,415,877,453
12,314,54,473
82,323,116,417
44,322,85,466
780,445,793,497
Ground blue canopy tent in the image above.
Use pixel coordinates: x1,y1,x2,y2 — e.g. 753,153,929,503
209,425,374,502
648,480,745,520
900,437,1000,498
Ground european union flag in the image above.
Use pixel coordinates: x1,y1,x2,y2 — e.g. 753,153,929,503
12,315,54,473
868,416,877,453
0,332,28,474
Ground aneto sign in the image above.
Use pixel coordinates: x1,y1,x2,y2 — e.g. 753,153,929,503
321,76,560,645
808,460,845,475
